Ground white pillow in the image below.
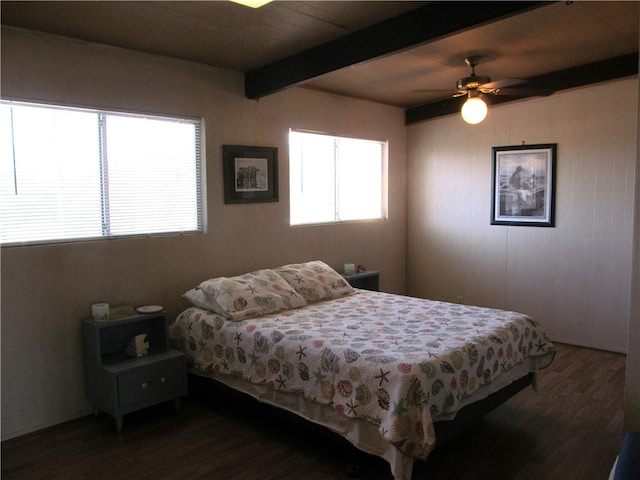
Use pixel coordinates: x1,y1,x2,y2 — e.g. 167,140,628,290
183,287,213,311
187,269,307,321
273,260,356,304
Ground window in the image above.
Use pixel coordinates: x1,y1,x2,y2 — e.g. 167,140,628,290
0,101,205,245
289,130,387,225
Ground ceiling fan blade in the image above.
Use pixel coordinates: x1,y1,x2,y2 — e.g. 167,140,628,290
414,88,469,99
491,86,555,97
481,78,526,90
414,88,460,93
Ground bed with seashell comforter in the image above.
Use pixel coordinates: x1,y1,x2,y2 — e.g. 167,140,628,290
169,261,555,480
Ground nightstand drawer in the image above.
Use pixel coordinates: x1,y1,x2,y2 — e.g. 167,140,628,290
118,358,184,407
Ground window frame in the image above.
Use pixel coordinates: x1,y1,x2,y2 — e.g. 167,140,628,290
0,98,207,247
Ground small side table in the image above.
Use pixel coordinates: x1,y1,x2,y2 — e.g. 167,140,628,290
342,270,380,291
81,311,187,432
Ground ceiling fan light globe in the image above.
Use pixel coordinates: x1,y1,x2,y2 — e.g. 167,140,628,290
461,97,488,124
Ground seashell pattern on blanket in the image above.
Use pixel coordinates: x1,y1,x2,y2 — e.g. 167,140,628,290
170,290,554,460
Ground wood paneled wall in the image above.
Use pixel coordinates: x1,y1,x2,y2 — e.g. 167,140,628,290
407,78,637,354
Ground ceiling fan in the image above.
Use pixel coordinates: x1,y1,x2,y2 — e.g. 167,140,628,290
457,55,510,124
453,55,520,97
454,56,555,97
420,56,553,124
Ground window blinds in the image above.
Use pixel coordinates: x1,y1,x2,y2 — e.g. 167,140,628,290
0,101,204,245
289,130,386,226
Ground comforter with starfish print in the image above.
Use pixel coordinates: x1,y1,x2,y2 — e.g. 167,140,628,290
170,290,554,460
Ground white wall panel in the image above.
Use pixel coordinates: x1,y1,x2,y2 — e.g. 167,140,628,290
407,79,637,353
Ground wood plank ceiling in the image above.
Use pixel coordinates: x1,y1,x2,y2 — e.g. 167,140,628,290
1,1,638,124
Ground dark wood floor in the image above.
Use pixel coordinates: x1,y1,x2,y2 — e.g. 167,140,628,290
2,343,626,480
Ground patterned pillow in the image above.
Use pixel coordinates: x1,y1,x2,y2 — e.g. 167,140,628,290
192,269,307,321
273,260,356,303
183,287,212,311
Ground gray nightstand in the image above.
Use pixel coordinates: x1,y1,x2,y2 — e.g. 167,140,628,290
342,270,380,291
81,311,187,432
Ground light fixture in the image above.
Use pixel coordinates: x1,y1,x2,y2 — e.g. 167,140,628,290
461,89,487,125
230,0,273,7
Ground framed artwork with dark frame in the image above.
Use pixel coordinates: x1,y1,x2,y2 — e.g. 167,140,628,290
491,143,557,227
223,145,278,204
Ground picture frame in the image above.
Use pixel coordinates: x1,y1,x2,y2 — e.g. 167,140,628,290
223,145,278,204
491,143,557,227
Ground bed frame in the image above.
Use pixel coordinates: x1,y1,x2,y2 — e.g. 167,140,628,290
187,370,534,479
432,372,532,445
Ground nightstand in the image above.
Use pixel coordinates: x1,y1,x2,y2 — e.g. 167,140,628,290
81,311,187,432
342,270,380,291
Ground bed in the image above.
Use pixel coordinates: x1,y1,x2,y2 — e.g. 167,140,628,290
169,261,555,480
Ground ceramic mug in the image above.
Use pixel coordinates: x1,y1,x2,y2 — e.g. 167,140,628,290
91,303,109,321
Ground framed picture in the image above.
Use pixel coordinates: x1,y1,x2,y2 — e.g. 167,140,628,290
223,145,278,204
491,143,557,227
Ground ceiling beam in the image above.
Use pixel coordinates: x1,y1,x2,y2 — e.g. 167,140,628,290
405,52,639,124
245,1,552,99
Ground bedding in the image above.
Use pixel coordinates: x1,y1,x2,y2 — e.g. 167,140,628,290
170,268,554,479
185,268,307,321
272,260,356,303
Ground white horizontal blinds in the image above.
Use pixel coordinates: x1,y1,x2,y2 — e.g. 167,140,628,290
289,131,336,225
336,137,384,221
103,114,201,235
0,103,103,243
0,101,203,245
289,130,386,226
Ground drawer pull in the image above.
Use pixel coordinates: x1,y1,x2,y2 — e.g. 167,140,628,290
161,377,167,384
141,382,148,389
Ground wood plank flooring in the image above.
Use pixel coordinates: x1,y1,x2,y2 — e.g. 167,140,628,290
2,343,626,480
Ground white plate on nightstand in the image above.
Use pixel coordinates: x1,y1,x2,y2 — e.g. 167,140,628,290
136,305,163,314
